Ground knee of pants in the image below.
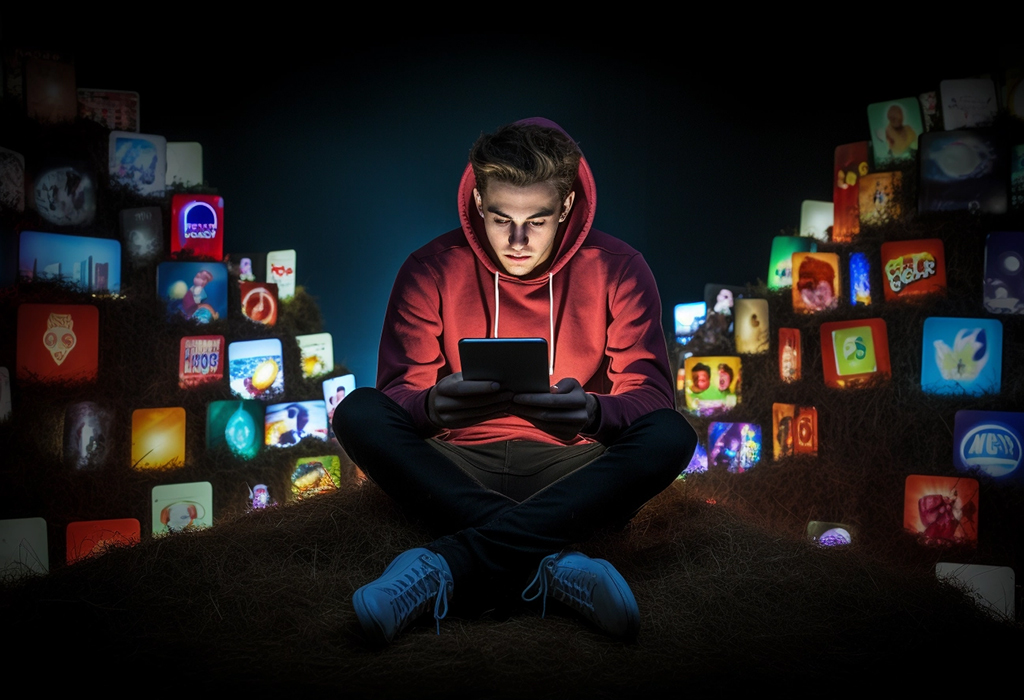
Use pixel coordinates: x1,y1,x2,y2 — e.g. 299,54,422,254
332,387,392,449
632,408,699,483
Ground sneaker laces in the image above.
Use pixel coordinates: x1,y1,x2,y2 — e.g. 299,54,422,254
385,554,453,634
522,553,596,620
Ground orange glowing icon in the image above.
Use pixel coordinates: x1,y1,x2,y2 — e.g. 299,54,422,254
132,407,186,469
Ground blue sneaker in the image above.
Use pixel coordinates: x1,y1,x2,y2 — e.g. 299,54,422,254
522,551,639,639
352,547,453,645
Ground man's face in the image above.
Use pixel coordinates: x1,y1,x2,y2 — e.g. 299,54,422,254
692,370,710,392
475,181,574,278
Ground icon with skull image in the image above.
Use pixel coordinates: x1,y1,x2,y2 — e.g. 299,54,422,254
43,313,77,366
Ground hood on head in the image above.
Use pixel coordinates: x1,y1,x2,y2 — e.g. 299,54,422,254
457,117,597,279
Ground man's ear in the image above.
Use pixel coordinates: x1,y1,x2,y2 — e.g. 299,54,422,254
559,191,576,222
473,188,484,218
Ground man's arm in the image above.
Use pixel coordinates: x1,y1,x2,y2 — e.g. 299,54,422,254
377,255,511,434
586,252,676,439
512,252,674,443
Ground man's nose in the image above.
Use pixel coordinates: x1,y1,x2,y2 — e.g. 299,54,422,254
508,224,528,247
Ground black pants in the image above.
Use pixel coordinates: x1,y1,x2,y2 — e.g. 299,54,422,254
334,388,697,588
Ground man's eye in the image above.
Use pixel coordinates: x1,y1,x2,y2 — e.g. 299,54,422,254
494,218,510,225
529,220,546,227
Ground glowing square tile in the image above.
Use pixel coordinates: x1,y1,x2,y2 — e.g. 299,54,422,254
849,252,872,306
77,88,139,132
734,299,768,354
131,407,185,470
171,193,222,260
683,356,740,417
109,131,166,196
19,231,119,293
17,304,99,382
880,239,946,301
954,410,1024,482
677,443,708,480
778,328,801,383
799,200,832,242
207,400,264,460
921,317,1002,395
792,253,840,313
292,456,342,499
919,130,1006,214
704,284,743,316
240,282,279,326
267,249,296,300
120,206,163,265
266,400,329,447
0,517,48,581
166,142,203,188
673,302,707,344
983,231,1024,314
935,563,1014,621
868,97,923,167
324,374,357,440
708,422,761,473
821,319,891,388
63,401,113,470
772,404,817,459
904,475,978,546
767,237,815,290
807,521,853,546
858,172,902,225
152,482,212,536
157,262,228,323
29,163,98,227
833,142,869,243
297,333,334,379
226,252,265,282
66,518,140,564
940,78,998,130
228,338,284,400
179,335,225,388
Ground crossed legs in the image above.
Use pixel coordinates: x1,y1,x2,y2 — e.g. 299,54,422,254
334,388,697,587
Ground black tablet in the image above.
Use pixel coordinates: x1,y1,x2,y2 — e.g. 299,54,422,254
458,338,550,394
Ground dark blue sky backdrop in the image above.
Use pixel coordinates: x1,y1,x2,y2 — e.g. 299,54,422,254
4,20,1012,386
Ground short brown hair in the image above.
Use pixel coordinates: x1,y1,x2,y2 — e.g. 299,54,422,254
470,123,581,201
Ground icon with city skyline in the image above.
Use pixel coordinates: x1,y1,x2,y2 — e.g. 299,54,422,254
18,231,121,294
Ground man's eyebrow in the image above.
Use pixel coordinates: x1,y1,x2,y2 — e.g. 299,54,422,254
486,206,557,218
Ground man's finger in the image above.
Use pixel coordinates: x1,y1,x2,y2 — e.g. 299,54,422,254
512,392,586,408
511,404,589,423
436,379,503,396
550,378,581,394
435,392,513,411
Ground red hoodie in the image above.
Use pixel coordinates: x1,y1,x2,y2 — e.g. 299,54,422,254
377,118,675,446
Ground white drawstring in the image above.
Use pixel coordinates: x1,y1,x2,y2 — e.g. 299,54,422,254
491,270,556,377
494,271,500,338
548,273,554,376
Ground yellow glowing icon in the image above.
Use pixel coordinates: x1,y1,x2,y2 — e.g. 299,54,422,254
132,407,186,469
251,359,280,391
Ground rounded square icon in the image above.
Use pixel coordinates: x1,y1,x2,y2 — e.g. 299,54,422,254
832,326,877,376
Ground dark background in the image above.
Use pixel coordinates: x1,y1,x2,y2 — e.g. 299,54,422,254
3,15,1016,385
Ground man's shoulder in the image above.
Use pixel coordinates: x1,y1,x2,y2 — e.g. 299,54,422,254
577,229,642,260
408,228,471,263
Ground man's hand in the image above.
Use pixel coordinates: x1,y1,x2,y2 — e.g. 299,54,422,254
510,378,598,441
427,372,514,429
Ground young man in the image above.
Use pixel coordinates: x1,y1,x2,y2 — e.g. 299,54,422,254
334,118,696,645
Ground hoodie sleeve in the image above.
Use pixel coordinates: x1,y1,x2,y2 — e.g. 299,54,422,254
376,254,447,435
581,252,675,443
